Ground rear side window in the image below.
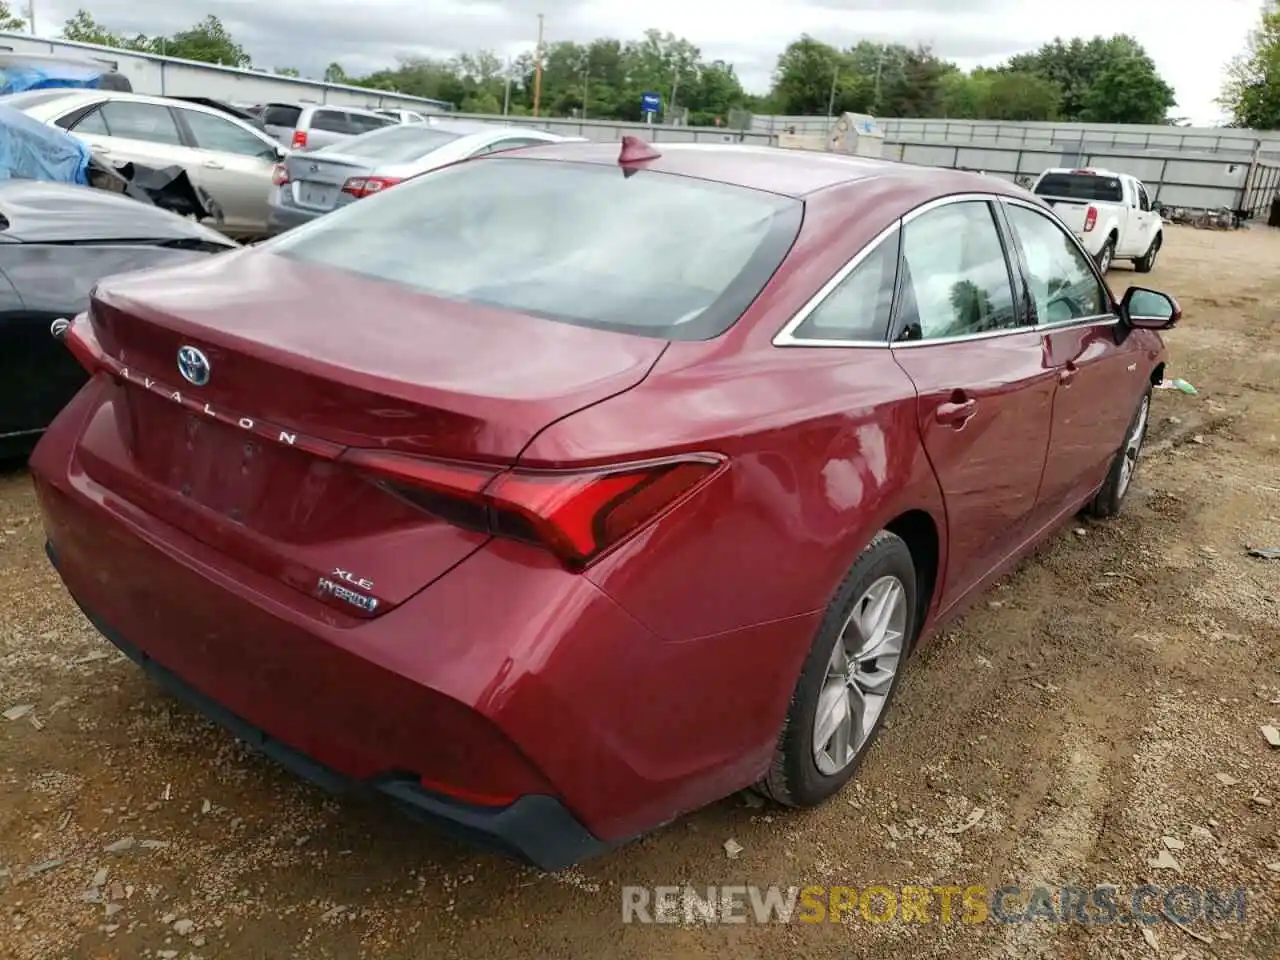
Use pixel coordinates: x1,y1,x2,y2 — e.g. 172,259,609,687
262,104,301,128
792,229,900,342
310,110,350,133
267,158,803,341
1034,173,1124,203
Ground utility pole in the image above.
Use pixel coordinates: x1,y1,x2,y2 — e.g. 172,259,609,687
532,14,545,119
26,0,35,34
581,56,589,120
826,67,839,118
873,50,885,113
669,66,680,125
502,57,512,116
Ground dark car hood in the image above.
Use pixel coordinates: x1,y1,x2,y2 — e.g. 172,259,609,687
0,180,236,246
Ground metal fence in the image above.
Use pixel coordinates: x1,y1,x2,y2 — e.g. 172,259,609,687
404,110,1280,219
446,111,776,146
752,116,1280,159
885,141,1280,218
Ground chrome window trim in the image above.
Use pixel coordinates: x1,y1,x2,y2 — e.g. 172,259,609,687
774,192,1017,349
891,314,1118,349
771,218,900,348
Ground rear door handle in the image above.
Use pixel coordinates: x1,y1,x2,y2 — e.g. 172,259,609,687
935,399,977,426
203,160,225,169
1059,360,1079,386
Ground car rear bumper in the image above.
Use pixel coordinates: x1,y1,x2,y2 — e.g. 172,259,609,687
30,379,803,863
49,538,608,871
265,201,320,234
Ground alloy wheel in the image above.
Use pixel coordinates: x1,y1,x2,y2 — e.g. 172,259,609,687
1117,395,1150,499
812,575,907,776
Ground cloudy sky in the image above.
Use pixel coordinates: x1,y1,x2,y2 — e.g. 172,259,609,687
28,0,1264,123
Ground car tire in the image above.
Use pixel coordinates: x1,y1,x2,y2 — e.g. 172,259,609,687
1095,236,1116,274
1134,234,1162,274
757,531,918,808
1088,386,1152,519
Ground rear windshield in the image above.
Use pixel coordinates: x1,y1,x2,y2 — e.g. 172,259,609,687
1035,173,1124,203
313,124,462,161
262,104,301,128
266,158,802,340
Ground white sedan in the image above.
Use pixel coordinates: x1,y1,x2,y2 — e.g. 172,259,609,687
266,119,579,233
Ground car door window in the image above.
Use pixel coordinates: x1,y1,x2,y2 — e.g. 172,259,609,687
897,200,1019,341
95,101,183,145
791,228,899,342
179,109,274,158
1136,183,1151,211
310,110,350,134
1004,203,1109,325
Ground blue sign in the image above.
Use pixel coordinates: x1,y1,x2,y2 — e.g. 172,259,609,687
640,91,661,114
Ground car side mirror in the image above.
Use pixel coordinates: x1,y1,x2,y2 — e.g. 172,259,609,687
1120,286,1180,330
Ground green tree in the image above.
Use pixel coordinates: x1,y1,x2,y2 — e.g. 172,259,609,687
1220,9,1280,129
274,66,300,77
0,1,24,31
1004,35,1174,123
1080,56,1176,124
156,15,249,67
60,10,151,51
61,10,117,44
772,36,844,116
978,69,1063,121
323,62,347,84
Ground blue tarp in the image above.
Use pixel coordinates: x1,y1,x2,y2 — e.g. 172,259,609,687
0,103,91,185
0,62,104,95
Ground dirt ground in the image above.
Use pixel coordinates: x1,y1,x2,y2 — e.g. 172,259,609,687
1,225,1278,960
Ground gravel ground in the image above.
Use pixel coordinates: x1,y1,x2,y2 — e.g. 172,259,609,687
1,224,1278,959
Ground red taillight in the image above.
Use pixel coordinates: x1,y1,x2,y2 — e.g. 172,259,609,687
271,163,289,187
339,450,725,570
60,314,109,375
290,129,308,149
341,176,403,199
1083,206,1098,232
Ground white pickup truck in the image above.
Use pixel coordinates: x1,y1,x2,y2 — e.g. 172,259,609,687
1030,168,1164,275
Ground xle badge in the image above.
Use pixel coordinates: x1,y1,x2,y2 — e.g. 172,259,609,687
317,569,378,613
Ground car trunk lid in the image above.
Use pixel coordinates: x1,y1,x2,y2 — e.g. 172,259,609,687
73,249,665,617
283,152,372,211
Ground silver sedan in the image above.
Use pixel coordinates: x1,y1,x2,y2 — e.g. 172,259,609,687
6,89,285,239
266,120,577,234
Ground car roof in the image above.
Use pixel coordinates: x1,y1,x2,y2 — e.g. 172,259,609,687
506,140,1027,200
1041,167,1126,178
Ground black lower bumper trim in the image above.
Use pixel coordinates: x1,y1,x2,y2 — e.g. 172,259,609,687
46,541,612,871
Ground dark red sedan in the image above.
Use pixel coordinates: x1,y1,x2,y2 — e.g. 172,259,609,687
30,137,1178,870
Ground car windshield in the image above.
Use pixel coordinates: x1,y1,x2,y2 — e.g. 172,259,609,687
1035,173,1125,203
0,89,80,110
267,157,802,340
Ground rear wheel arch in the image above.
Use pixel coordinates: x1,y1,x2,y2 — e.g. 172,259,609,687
884,510,940,648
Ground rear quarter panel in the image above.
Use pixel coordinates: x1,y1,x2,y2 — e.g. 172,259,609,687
530,342,946,644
